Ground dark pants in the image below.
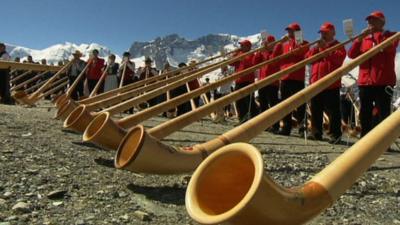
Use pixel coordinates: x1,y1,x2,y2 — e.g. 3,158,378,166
0,69,12,104
258,85,279,130
214,92,231,113
119,79,134,114
359,86,392,137
280,80,306,132
68,76,84,101
87,79,103,94
171,85,191,116
340,95,355,127
235,82,258,123
311,89,342,138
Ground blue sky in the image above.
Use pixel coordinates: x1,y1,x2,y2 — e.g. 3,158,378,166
2,0,399,54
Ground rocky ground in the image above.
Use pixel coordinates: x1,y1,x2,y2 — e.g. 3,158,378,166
0,101,400,225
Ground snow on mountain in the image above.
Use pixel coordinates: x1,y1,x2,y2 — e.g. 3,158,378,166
5,42,120,65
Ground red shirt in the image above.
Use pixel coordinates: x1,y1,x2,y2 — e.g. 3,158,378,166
348,31,398,87
188,79,200,90
230,51,255,84
123,62,135,81
253,48,280,86
306,40,346,89
273,38,309,81
86,57,105,80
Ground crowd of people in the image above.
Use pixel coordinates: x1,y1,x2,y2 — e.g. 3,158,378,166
226,10,398,144
0,10,398,145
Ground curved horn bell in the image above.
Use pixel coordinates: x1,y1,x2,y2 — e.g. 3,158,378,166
114,125,205,173
63,105,95,133
186,106,400,224
185,143,331,225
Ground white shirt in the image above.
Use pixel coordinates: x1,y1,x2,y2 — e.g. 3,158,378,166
216,70,232,94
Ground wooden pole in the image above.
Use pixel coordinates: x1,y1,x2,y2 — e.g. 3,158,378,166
89,64,110,97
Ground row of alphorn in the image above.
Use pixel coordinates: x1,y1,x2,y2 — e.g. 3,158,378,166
2,31,400,224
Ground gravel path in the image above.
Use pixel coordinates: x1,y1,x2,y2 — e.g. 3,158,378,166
0,102,399,225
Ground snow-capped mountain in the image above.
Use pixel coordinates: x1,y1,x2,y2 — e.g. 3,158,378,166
128,33,262,69
5,42,118,65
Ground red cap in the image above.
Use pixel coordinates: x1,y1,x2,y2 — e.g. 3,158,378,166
239,39,252,48
366,11,385,21
319,22,335,33
285,22,301,31
265,35,276,43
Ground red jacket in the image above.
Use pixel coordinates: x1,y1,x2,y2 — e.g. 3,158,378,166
253,49,280,86
86,57,105,80
348,31,398,87
273,38,309,81
306,40,346,89
188,79,200,90
230,51,255,84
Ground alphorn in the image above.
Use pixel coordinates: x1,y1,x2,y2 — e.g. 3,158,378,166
63,42,273,131
119,62,128,88
56,47,236,109
82,38,294,149
10,70,49,92
185,103,400,225
10,70,33,85
59,62,217,122
113,32,389,174
14,61,72,105
12,70,66,103
0,60,62,72
41,80,69,99
55,54,225,118
88,64,110,97
60,61,221,125
26,75,67,94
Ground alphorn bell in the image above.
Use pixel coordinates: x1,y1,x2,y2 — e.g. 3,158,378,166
185,104,400,225
64,41,271,132
113,31,396,174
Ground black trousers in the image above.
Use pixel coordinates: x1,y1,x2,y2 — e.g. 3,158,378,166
68,76,84,101
171,85,191,116
214,92,231,113
235,82,258,123
0,69,12,104
359,86,392,137
280,80,306,131
87,79,103,95
258,85,280,130
311,88,342,138
340,95,355,127
119,79,134,114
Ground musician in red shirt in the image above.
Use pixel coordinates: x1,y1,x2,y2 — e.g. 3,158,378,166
86,49,105,93
348,11,399,137
306,22,346,143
